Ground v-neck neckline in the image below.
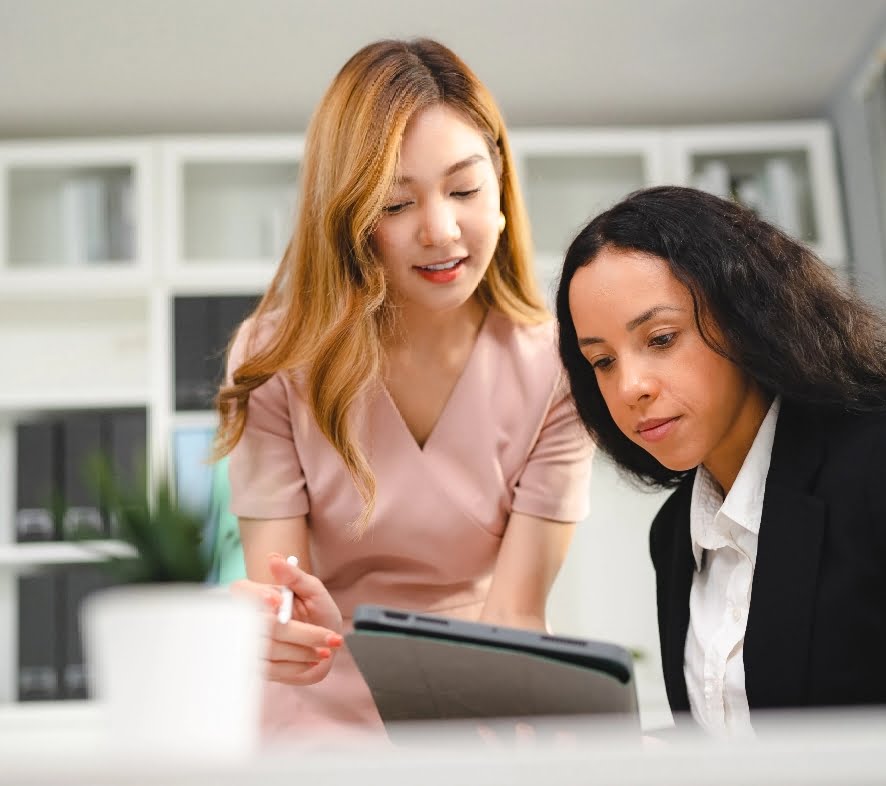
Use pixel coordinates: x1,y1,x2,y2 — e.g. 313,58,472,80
380,309,494,454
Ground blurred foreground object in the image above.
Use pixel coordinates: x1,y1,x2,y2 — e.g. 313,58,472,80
78,464,263,758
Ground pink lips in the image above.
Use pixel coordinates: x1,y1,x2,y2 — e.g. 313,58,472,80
413,258,465,284
636,416,681,443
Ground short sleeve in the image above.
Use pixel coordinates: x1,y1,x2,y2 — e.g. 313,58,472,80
226,322,310,520
510,376,594,523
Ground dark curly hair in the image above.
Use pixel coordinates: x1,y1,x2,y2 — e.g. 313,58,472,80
556,185,886,489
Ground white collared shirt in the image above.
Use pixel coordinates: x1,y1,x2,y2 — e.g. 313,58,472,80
684,397,781,737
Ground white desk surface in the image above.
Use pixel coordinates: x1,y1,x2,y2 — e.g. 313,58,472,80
0,702,884,786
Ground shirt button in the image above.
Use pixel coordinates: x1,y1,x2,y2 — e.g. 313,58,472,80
732,607,743,622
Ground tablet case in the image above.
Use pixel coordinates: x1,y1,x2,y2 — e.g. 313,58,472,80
346,605,638,723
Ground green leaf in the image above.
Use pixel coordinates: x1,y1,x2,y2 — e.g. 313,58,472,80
70,454,211,584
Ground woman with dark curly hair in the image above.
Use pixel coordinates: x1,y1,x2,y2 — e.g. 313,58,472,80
557,185,886,736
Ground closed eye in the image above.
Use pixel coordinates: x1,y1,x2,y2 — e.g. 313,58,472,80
382,201,413,215
649,332,677,348
452,186,482,198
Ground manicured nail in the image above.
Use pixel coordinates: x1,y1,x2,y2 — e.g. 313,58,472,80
263,592,278,608
326,634,343,648
317,648,331,659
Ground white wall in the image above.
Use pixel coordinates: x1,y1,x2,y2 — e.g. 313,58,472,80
548,452,674,727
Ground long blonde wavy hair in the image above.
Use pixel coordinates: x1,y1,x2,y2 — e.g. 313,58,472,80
214,38,547,534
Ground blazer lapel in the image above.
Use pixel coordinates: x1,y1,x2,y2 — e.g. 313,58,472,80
662,482,694,714
743,403,827,709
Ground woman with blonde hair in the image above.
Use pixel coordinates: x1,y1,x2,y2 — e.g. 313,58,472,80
216,38,593,736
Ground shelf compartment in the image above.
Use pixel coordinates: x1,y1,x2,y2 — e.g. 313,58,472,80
689,150,816,245
6,165,137,269
180,160,299,263
524,154,648,261
667,123,846,266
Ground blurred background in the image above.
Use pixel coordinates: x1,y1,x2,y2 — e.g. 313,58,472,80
1,0,885,731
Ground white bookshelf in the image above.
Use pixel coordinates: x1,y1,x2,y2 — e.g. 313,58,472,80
161,136,301,291
0,541,137,569
0,122,847,717
511,129,667,305
666,122,847,267
0,140,153,283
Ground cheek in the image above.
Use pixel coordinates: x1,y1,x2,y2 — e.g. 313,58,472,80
466,192,500,235
372,224,406,271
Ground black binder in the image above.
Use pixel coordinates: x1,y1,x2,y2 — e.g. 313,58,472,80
104,409,148,537
174,296,213,410
15,421,59,542
61,412,105,538
17,574,60,701
211,295,257,388
104,409,147,488
174,295,258,411
61,565,111,700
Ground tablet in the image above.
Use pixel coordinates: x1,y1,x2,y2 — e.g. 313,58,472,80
346,604,639,724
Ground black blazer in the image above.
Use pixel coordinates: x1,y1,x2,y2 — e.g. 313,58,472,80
650,402,886,717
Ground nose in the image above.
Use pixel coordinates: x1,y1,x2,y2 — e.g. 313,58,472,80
418,199,460,247
615,356,659,405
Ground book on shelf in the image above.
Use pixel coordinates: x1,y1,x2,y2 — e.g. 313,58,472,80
15,409,148,544
692,159,731,199
58,171,134,265
693,156,807,242
61,413,106,539
174,295,259,411
105,410,148,538
174,297,214,411
106,171,136,261
17,573,61,701
60,175,107,265
763,157,804,240
61,565,113,699
17,566,116,703
260,200,292,260
15,421,60,542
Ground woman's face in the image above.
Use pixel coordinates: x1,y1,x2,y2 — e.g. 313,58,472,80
372,103,502,315
568,246,767,485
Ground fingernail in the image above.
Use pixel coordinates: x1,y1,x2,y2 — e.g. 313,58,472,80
326,634,343,647
317,648,331,659
286,555,299,568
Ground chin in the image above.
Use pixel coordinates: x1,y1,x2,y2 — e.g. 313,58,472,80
649,451,701,473
425,289,477,313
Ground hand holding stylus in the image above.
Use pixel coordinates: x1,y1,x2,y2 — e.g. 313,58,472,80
232,553,344,686
276,555,299,624
266,553,344,686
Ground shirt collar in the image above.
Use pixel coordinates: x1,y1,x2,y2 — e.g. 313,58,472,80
689,396,781,570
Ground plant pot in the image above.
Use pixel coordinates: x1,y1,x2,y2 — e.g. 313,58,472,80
82,583,263,760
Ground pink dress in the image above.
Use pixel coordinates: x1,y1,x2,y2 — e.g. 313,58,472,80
227,309,593,738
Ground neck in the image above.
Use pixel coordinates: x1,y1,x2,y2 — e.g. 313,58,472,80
703,386,774,495
383,296,487,359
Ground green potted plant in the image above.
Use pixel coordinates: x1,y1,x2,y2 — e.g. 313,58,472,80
91,463,211,584
79,460,264,759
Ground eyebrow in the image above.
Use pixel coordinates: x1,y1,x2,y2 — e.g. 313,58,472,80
394,154,486,185
577,305,684,347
